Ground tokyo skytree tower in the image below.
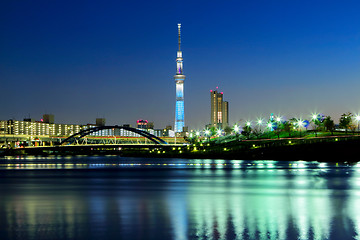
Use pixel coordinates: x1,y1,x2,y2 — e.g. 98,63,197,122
174,23,185,133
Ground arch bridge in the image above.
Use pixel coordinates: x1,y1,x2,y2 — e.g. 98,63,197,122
60,126,168,146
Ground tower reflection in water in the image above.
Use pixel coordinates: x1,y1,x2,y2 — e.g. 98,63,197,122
0,159,360,240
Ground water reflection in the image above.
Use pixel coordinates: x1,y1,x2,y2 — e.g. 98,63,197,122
0,157,359,239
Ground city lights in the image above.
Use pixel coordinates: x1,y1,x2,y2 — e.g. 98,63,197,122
356,115,360,131
204,129,211,136
233,125,239,133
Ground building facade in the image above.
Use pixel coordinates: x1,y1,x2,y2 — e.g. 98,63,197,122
0,120,83,137
0,118,172,139
96,118,106,126
136,119,148,129
210,88,229,128
43,114,54,124
174,23,186,133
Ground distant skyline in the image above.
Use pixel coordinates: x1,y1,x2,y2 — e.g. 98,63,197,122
1,0,360,129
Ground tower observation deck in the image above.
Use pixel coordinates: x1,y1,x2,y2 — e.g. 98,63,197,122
174,23,185,133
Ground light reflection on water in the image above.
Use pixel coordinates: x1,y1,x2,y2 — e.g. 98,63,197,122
0,156,360,240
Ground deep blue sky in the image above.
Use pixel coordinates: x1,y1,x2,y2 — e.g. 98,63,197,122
1,0,360,129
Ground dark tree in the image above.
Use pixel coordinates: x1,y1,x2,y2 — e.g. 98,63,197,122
241,125,252,139
312,114,325,137
339,112,353,134
274,122,283,139
224,126,232,135
282,121,292,137
252,128,262,139
323,116,335,135
210,126,217,136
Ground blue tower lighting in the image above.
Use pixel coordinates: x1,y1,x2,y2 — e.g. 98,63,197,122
174,23,185,133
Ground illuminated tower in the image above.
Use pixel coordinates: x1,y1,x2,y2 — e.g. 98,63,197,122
174,23,185,133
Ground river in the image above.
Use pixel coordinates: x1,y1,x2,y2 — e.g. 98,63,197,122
0,156,359,239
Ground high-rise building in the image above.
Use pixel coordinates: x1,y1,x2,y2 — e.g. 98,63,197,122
174,23,185,133
43,114,54,124
137,119,148,129
210,88,229,128
147,122,154,129
96,118,106,126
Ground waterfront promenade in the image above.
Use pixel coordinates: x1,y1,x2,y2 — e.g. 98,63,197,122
2,134,360,162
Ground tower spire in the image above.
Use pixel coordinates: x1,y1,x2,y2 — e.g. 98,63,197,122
178,23,181,51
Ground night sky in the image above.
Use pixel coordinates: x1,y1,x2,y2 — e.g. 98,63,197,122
1,0,360,129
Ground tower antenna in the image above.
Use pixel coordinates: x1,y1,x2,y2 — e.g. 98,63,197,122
178,23,181,51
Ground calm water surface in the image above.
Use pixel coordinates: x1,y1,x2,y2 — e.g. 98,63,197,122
0,156,360,240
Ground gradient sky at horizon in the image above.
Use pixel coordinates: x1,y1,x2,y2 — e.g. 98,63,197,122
1,0,360,129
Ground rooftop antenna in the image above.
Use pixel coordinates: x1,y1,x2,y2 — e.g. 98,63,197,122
178,23,181,51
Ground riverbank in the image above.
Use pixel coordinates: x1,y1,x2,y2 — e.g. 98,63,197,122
124,135,360,162
2,135,360,162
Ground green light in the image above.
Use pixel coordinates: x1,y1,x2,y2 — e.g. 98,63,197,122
246,121,251,126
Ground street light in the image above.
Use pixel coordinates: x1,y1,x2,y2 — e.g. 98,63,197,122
297,120,304,137
204,129,210,136
233,125,239,134
312,114,318,137
356,115,360,132
257,119,263,132
204,129,211,142
266,122,273,138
